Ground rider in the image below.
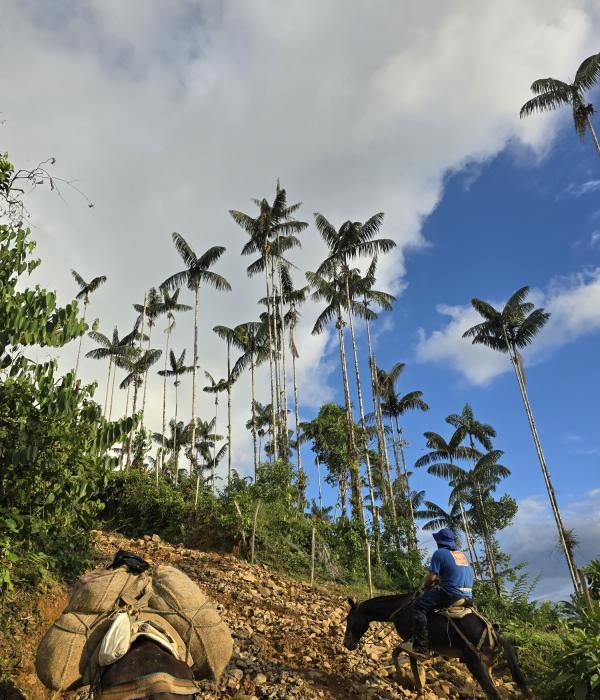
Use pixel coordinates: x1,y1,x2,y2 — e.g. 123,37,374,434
400,527,474,659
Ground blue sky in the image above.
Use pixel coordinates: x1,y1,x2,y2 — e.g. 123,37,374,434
306,128,600,598
2,1,599,599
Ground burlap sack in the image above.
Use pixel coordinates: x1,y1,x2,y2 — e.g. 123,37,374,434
66,567,151,614
148,565,233,681
35,612,110,691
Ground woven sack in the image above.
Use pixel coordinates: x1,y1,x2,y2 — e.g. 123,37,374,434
66,567,151,614
149,565,233,681
35,612,110,691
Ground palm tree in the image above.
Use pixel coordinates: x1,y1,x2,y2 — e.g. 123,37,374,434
446,403,496,452
230,183,308,458
134,287,163,426
232,320,269,475
415,500,463,542
157,349,193,485
71,269,107,380
415,430,478,565
307,267,374,526
520,52,600,156
161,233,231,474
157,289,191,458
203,371,227,490
448,450,510,593
191,416,222,503
85,327,124,415
120,347,162,468
153,419,188,483
463,286,581,594
213,325,245,484
377,363,429,549
246,401,274,464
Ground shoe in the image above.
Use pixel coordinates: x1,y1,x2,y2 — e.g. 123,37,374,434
398,641,431,660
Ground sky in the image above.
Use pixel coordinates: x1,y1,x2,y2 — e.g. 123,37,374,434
1,0,599,600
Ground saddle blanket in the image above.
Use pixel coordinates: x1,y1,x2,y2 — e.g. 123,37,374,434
97,672,200,700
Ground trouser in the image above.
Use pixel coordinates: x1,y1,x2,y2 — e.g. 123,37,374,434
411,586,458,649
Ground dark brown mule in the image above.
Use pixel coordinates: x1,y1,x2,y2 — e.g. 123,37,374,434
98,638,197,700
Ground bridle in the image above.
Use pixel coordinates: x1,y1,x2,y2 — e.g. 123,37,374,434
347,593,416,648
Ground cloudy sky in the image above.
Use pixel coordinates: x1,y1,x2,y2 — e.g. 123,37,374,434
2,1,599,599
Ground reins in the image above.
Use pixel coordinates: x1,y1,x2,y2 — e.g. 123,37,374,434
355,593,416,647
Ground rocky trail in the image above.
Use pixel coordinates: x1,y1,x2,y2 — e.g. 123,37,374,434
3,531,526,700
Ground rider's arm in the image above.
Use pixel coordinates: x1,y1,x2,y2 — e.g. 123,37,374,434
421,571,438,591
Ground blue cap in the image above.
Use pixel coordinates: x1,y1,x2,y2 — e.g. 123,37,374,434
432,527,456,549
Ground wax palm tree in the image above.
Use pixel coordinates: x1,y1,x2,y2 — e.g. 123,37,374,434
415,429,478,564
213,325,245,484
246,401,274,464
161,233,231,473
120,347,162,468
191,416,222,503
232,320,269,475
71,269,107,380
86,326,127,416
157,289,191,456
152,419,188,482
133,287,163,425
377,362,429,548
448,450,510,595
520,52,600,156
415,500,463,543
463,286,581,594
446,403,496,451
307,267,376,526
203,371,227,489
230,183,308,457
158,349,193,483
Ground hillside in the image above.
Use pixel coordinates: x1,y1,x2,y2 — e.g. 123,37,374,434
3,531,525,700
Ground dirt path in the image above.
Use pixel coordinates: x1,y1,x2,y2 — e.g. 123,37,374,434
2,531,525,700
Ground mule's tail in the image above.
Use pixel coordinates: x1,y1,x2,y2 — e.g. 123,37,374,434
499,636,528,695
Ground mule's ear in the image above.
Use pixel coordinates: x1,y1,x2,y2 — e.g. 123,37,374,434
347,596,357,608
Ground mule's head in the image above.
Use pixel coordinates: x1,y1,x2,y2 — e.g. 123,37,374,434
343,597,369,651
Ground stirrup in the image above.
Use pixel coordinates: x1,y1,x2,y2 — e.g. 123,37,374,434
398,641,432,660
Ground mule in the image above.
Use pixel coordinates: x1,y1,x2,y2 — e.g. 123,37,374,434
98,638,198,700
343,594,528,700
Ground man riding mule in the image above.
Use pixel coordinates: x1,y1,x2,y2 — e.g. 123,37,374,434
400,527,474,659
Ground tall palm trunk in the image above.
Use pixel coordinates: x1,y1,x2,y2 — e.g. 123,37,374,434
458,501,480,578
161,322,172,463
586,114,600,156
190,286,199,475
127,379,140,468
270,257,284,457
316,455,323,513
393,416,419,550
503,331,581,595
103,356,112,415
290,326,304,507
344,275,379,539
74,300,88,380
276,256,290,456
108,353,117,420
263,258,278,459
120,378,131,469
226,339,232,486
336,310,364,527
141,323,153,427
365,316,396,523
251,352,258,477
174,382,179,487
212,399,218,495
474,484,500,593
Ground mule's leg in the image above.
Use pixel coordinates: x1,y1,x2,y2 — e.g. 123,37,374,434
409,656,426,693
462,651,501,700
392,645,403,676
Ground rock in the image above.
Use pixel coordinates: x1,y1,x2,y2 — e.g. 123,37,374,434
254,673,268,686
151,533,161,542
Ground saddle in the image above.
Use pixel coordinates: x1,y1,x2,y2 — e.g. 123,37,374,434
434,598,473,619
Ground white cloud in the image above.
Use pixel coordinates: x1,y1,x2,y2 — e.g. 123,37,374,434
499,490,600,600
1,1,599,477
415,269,600,385
563,179,600,197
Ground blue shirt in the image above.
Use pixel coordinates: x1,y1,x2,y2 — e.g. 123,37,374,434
430,548,474,599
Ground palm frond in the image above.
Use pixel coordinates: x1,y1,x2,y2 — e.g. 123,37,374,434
574,53,600,91
172,232,197,267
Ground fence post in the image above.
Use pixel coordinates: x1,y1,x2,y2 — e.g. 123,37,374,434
366,539,373,598
250,500,261,565
310,522,316,588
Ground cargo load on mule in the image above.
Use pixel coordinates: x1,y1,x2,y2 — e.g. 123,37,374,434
35,550,233,693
